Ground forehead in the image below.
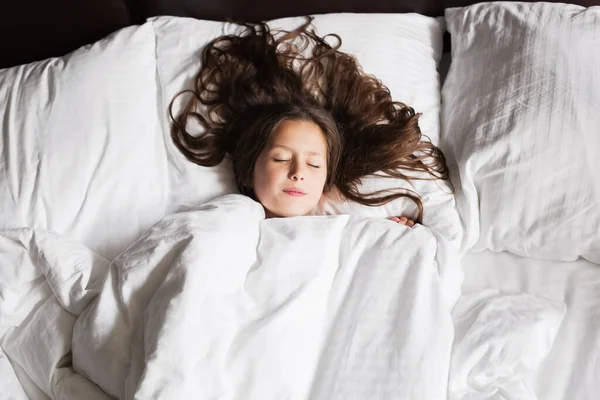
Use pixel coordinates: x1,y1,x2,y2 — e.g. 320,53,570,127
269,119,327,155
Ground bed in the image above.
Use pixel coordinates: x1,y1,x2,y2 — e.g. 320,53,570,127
1,1,599,399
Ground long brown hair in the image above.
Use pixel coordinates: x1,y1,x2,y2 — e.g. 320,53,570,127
170,18,449,223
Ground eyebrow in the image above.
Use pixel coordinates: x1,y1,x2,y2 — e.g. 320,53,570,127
271,144,324,157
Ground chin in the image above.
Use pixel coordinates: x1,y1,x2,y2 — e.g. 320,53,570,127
276,209,307,218
262,196,318,218
270,204,312,218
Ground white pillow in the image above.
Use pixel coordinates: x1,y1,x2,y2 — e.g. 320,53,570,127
153,14,462,245
310,172,461,247
441,2,600,262
449,290,566,400
0,23,166,260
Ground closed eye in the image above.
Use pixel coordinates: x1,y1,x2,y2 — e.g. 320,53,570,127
273,159,290,162
308,164,320,168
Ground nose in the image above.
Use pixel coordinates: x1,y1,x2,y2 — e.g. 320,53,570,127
289,162,305,181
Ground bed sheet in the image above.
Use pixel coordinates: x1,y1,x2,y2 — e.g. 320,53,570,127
460,250,600,400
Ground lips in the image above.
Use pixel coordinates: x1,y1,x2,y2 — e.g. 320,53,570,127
283,188,306,196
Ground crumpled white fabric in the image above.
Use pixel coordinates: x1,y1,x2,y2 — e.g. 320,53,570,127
0,228,111,399
449,289,566,400
1,194,464,399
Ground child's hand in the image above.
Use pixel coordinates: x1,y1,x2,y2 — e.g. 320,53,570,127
389,216,416,227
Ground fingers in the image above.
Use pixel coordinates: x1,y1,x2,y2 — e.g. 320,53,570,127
389,216,416,227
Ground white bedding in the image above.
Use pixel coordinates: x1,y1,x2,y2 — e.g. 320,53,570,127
1,6,597,400
460,250,600,400
0,194,463,399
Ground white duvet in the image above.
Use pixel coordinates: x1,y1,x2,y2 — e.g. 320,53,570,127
0,194,463,399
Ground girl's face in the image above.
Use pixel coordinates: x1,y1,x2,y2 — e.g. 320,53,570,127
253,119,328,218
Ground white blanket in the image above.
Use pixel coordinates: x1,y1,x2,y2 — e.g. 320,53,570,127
0,194,463,400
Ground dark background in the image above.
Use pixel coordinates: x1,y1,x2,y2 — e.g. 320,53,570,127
1,0,598,69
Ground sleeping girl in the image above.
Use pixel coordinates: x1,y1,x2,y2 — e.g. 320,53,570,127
2,18,463,400
169,18,448,226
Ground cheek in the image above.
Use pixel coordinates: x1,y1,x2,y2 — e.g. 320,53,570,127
253,162,283,193
314,168,328,189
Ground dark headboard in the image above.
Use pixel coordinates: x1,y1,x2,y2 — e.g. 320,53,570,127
127,0,449,22
1,0,132,69
2,0,598,69
126,0,600,22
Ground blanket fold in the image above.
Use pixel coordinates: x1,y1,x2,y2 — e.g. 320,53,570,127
1,194,463,400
